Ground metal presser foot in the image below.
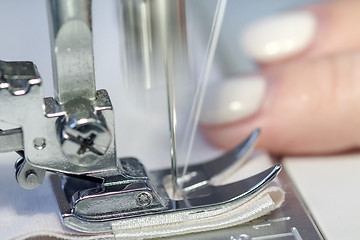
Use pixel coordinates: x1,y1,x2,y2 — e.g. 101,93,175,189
51,130,281,232
0,0,281,234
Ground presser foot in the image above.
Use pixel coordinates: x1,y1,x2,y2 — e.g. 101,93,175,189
0,59,282,233
51,130,282,233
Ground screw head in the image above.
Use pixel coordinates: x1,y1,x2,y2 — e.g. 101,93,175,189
25,170,38,185
33,137,46,150
58,115,111,166
136,192,153,207
239,234,251,240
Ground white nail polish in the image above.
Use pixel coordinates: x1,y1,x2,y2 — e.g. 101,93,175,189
241,11,317,62
200,76,266,125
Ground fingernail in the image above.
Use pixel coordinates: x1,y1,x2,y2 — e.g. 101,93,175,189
241,11,317,62
200,75,266,125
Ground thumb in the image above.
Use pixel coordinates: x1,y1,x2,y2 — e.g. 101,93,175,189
200,52,360,155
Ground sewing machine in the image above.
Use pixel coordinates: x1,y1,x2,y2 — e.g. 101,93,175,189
1,0,354,239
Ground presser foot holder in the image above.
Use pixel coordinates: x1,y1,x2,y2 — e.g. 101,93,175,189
0,60,282,234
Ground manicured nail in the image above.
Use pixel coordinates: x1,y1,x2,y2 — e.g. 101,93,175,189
200,75,266,125
241,11,317,62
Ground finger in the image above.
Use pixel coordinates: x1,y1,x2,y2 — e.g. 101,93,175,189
200,51,360,155
241,0,360,63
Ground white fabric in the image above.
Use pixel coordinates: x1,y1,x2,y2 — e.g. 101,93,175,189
0,152,284,240
0,153,114,240
112,187,284,240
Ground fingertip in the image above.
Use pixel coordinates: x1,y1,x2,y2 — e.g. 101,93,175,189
240,10,318,63
201,52,360,156
241,0,360,63
199,75,267,125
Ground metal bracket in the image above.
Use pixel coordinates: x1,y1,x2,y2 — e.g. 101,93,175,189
0,62,281,230
0,0,282,234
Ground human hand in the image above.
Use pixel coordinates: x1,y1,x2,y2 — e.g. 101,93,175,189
200,0,360,155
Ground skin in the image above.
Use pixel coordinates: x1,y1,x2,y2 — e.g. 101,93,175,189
201,0,360,155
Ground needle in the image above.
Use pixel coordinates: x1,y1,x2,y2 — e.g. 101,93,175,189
165,52,180,195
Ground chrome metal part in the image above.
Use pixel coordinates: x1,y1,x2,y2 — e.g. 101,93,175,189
120,0,190,193
0,60,116,175
120,0,189,91
0,60,41,96
0,128,23,153
136,192,153,207
58,111,111,166
153,162,324,240
15,156,46,189
51,158,281,233
48,0,111,165
179,128,260,192
47,0,95,105
33,137,46,150
0,0,284,235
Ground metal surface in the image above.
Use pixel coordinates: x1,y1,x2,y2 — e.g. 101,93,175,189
179,129,260,192
0,53,282,236
165,54,181,195
58,111,112,166
119,0,190,194
48,0,112,165
15,156,46,189
0,128,23,153
119,0,189,92
47,0,95,105
0,0,285,235
51,157,281,233
158,164,324,240
0,61,117,175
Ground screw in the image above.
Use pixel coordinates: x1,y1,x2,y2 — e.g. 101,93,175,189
136,192,153,207
239,235,251,240
230,235,251,240
15,157,45,189
58,115,111,166
33,137,46,150
25,170,38,185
